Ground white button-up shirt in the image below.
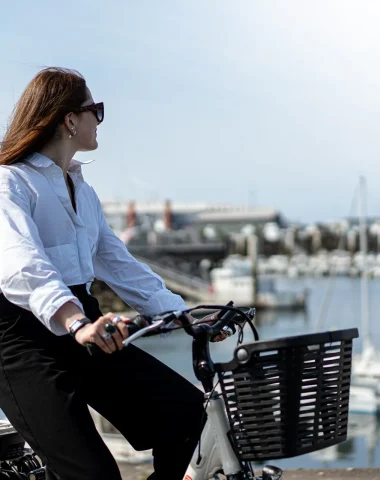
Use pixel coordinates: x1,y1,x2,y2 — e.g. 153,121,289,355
0,152,186,335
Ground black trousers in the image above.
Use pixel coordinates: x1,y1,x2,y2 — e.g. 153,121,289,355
0,287,204,480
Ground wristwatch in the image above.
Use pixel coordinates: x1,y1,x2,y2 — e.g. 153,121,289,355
68,317,92,338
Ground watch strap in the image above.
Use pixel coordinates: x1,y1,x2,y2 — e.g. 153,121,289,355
69,317,92,338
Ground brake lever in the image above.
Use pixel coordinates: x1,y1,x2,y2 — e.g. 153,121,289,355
122,320,165,347
122,310,184,347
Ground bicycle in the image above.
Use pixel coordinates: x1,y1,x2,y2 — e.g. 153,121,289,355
0,420,45,479
0,303,359,480
87,303,358,480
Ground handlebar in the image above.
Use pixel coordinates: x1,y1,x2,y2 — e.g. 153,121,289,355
85,304,257,357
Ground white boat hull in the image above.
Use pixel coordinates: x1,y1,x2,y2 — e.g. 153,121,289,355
210,268,307,309
349,384,380,414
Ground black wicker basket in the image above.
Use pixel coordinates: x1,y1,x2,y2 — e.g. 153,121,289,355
214,328,359,461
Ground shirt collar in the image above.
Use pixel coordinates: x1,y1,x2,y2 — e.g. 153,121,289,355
25,152,94,174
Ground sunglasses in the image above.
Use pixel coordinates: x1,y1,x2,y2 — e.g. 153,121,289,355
74,102,104,123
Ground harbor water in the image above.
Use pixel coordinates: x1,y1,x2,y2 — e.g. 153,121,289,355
136,276,380,470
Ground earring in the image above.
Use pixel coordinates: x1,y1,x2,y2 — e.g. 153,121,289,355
68,134,72,139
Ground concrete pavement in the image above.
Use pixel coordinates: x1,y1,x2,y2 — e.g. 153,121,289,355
117,462,380,480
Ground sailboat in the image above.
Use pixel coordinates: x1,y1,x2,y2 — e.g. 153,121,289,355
349,176,380,414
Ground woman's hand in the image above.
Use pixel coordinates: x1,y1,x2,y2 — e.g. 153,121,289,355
184,312,230,342
74,313,131,353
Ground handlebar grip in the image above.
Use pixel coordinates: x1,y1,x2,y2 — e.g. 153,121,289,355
207,308,237,341
125,321,141,336
129,315,151,330
189,306,238,339
211,308,238,335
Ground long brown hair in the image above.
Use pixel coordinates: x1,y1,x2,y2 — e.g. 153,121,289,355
0,67,88,166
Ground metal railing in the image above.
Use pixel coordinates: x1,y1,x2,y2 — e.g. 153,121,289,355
134,255,211,302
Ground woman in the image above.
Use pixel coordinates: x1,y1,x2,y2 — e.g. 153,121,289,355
0,67,221,480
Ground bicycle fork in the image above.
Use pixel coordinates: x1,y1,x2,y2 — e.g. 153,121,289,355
183,393,283,480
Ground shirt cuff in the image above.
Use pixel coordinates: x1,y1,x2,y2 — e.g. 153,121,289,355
45,296,85,335
29,285,85,336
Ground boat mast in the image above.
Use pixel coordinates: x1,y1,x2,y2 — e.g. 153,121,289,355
359,176,370,347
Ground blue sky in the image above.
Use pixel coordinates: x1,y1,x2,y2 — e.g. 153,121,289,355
1,1,380,223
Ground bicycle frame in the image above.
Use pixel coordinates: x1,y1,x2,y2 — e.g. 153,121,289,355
181,308,282,480
184,392,242,479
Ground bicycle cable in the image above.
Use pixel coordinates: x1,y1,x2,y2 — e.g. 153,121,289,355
236,319,247,346
196,374,224,465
